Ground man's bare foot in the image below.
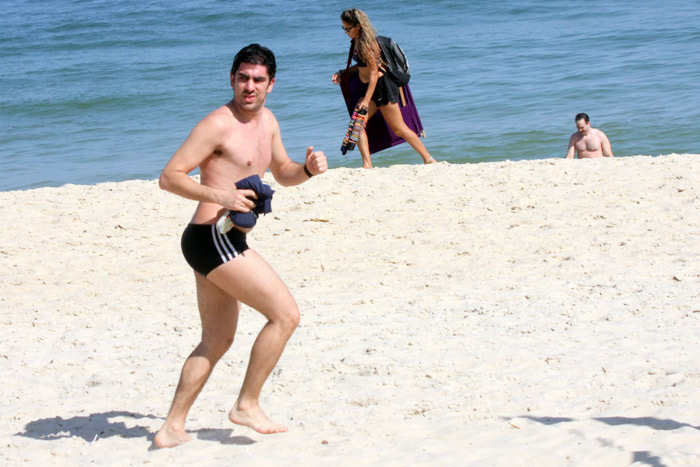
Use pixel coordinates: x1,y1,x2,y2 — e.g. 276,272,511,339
154,426,192,448
229,403,288,434
424,157,437,164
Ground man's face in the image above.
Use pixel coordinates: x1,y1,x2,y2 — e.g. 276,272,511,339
230,62,275,111
576,119,591,135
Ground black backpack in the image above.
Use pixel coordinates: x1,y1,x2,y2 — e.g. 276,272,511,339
377,35,410,86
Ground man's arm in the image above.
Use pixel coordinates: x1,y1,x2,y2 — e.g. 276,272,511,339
159,114,255,211
268,115,327,187
565,134,577,159
599,130,614,157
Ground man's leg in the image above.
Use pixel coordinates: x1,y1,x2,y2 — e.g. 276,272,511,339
206,248,300,434
154,273,240,448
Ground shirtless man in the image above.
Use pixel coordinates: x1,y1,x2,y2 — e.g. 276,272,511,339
565,113,614,159
154,44,327,448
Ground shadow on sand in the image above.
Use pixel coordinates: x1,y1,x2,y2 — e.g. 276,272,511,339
519,415,700,431
510,414,699,467
16,410,256,447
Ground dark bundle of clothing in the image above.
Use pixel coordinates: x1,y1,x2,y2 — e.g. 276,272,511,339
217,174,274,233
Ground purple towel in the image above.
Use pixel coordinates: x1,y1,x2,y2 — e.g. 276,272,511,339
339,72,425,155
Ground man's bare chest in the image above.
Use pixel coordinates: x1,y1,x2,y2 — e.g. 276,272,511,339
576,134,601,151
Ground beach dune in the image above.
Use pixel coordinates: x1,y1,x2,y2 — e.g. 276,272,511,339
1,154,699,465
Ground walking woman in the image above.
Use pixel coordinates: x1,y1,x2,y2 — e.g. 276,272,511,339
331,9,435,168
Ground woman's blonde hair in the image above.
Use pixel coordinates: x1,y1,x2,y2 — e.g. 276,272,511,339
341,9,383,68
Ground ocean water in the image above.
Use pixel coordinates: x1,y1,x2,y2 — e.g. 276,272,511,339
2,0,699,191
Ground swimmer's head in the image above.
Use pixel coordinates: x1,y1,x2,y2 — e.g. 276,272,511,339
575,113,591,134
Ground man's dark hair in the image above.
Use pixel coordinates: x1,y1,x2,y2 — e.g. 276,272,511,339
575,112,590,123
231,44,276,79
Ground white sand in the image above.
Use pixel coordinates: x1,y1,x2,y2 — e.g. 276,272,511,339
1,154,699,465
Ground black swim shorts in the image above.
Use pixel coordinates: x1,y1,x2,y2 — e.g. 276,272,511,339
181,223,249,276
372,74,400,107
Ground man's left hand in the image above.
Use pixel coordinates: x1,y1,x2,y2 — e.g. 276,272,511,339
305,146,328,176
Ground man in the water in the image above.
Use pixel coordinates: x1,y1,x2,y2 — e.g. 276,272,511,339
565,113,614,159
154,44,327,448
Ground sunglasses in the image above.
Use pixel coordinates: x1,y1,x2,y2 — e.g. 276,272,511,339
342,25,356,32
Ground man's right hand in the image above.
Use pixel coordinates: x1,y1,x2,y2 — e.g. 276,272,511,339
219,188,258,212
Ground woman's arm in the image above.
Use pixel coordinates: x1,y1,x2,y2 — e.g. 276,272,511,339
359,63,378,109
332,65,358,84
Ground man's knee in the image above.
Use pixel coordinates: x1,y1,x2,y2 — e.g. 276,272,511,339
278,303,300,333
287,305,301,330
200,334,234,359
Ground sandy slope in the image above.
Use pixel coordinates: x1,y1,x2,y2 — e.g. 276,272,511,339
1,154,699,465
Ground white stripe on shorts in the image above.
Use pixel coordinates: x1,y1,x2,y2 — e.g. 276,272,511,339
211,224,238,264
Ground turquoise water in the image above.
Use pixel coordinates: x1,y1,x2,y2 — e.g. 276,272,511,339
2,0,699,191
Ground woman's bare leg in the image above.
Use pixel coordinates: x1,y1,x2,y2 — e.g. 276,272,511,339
379,102,435,164
356,101,378,168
